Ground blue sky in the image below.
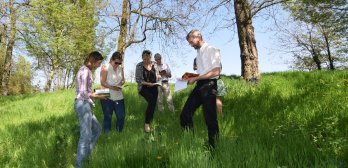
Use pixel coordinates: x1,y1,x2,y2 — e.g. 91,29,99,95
96,13,292,84
30,4,293,88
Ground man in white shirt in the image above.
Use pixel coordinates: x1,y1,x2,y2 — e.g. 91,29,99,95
154,53,175,113
180,29,221,148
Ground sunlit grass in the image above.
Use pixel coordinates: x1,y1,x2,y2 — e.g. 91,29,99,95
0,70,347,167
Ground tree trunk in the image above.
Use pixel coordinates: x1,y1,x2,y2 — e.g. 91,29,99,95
323,32,334,70
1,0,16,95
0,24,6,76
44,68,56,92
309,33,321,70
117,0,129,58
234,0,260,82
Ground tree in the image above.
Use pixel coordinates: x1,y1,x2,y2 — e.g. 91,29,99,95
102,0,199,59
279,0,348,70
20,0,99,91
234,0,260,81
0,0,29,95
204,0,287,81
9,56,34,95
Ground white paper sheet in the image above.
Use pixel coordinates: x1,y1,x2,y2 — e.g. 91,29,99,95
174,79,188,92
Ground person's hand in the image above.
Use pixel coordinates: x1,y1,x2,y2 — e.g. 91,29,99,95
159,70,166,76
90,93,107,100
114,85,122,91
98,95,108,100
187,77,197,85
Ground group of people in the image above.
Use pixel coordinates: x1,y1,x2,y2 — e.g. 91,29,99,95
74,29,224,167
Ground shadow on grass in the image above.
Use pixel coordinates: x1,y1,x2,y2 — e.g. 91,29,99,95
223,72,348,167
0,110,79,168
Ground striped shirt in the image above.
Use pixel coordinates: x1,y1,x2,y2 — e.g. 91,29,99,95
75,65,93,100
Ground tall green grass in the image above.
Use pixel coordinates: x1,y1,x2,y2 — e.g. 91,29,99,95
0,70,347,168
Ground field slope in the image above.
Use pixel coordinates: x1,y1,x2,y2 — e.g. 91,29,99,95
0,70,347,168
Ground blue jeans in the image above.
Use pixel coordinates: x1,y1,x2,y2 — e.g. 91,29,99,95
100,99,125,133
74,99,101,168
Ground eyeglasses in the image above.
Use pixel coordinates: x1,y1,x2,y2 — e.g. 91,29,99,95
114,62,122,65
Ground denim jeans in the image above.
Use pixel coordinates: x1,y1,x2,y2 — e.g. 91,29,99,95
100,99,125,133
74,99,101,168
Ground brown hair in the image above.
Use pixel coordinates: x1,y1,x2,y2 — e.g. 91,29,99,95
142,50,152,59
84,51,104,65
110,51,123,61
186,29,202,41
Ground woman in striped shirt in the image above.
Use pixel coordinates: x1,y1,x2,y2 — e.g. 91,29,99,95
74,51,106,168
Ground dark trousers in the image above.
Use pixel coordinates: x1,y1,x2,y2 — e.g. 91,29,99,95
140,86,158,124
180,79,219,147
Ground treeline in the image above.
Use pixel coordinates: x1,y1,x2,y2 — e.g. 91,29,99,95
0,0,347,95
0,0,103,95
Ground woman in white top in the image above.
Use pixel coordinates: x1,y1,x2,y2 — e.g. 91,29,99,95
100,51,126,133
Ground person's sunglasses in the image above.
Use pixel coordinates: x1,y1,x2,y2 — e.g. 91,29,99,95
114,62,122,65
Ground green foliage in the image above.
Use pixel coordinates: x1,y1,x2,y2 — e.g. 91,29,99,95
19,0,99,90
8,56,34,95
0,70,347,167
283,0,348,70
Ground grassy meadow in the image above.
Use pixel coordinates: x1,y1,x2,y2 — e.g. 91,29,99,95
0,70,347,168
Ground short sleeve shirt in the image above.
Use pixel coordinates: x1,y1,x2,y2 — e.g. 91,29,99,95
196,43,221,79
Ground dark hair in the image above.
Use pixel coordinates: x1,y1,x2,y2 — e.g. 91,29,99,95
111,51,123,61
142,50,152,58
84,51,104,64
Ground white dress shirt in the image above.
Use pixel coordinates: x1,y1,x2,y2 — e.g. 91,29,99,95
157,63,171,81
196,43,221,79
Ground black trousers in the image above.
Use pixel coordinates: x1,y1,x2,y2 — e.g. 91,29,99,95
140,86,158,124
180,79,219,147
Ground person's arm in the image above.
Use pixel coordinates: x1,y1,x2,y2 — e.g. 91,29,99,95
119,66,125,86
154,62,161,82
136,62,153,86
78,68,106,99
166,64,172,78
77,68,90,98
187,67,220,85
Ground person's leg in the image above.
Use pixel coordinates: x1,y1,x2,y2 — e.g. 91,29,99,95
180,87,201,130
114,99,125,132
163,83,175,112
74,100,93,168
90,114,101,150
100,99,113,134
147,87,158,123
200,81,219,148
139,87,158,132
157,86,164,112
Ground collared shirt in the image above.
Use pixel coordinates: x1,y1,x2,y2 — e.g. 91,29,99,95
105,63,124,101
135,61,159,92
196,42,221,79
75,65,93,100
157,63,171,81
